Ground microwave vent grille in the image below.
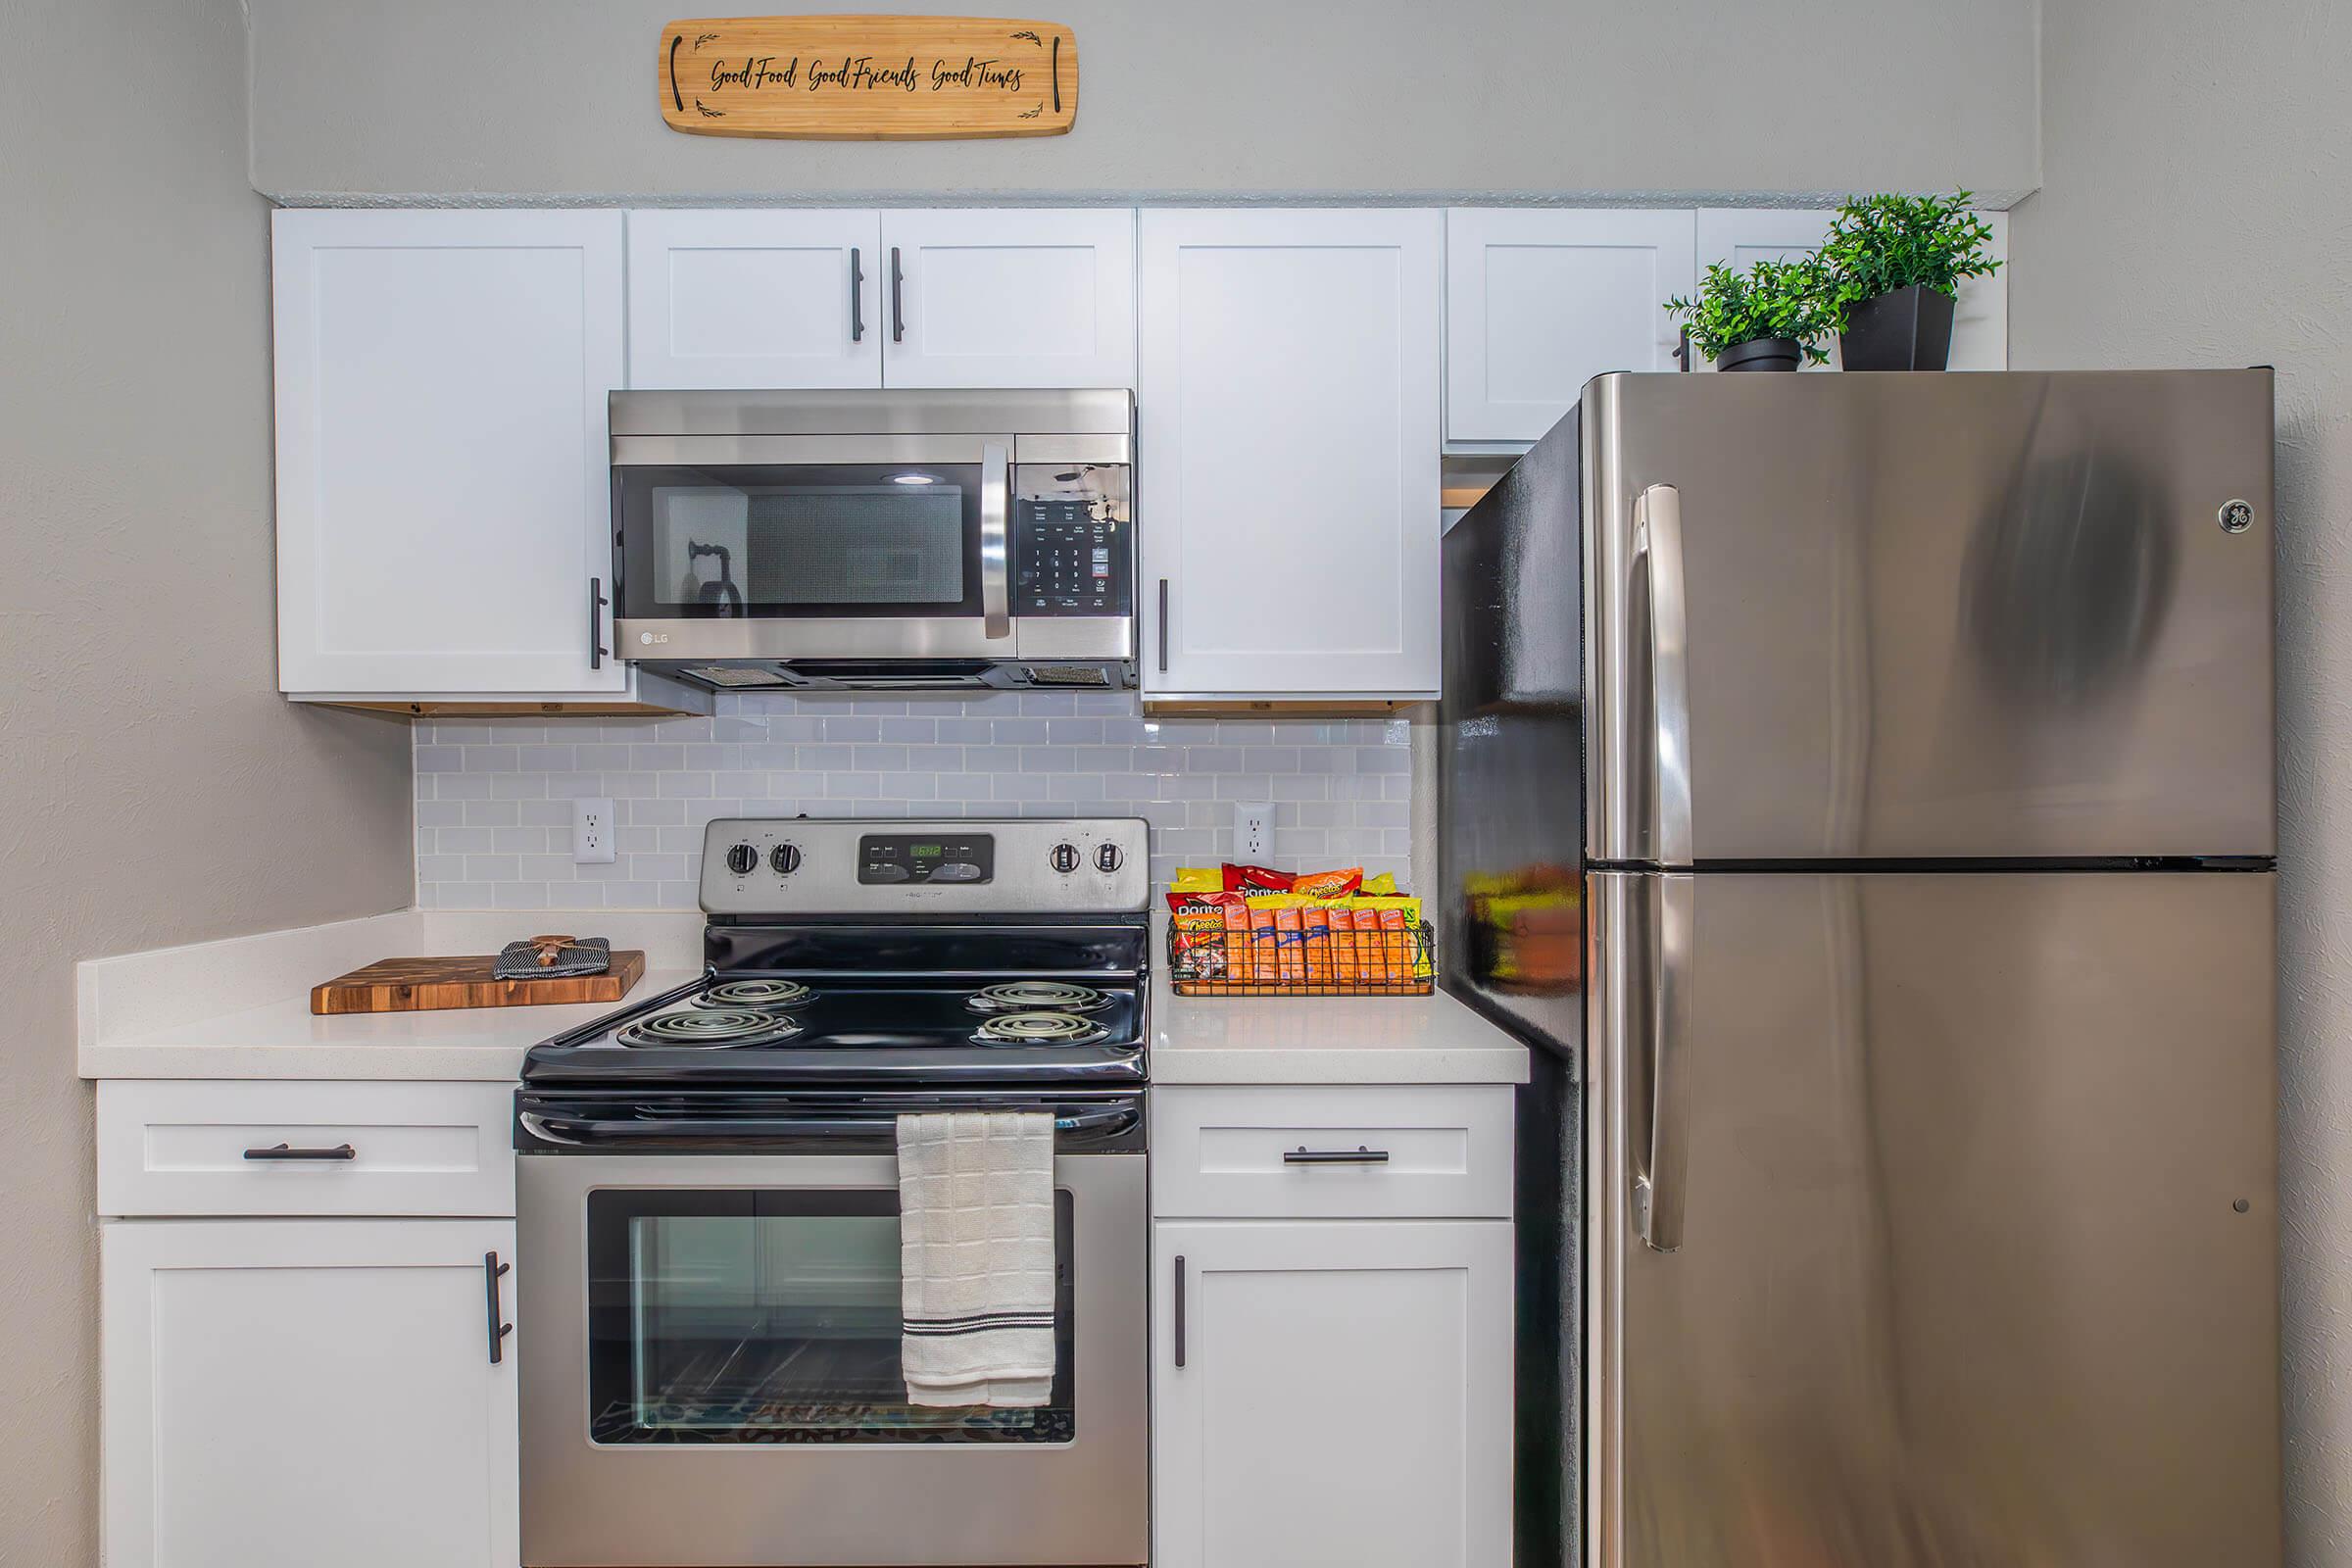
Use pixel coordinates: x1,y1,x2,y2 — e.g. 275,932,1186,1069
1024,664,1114,688
685,665,791,688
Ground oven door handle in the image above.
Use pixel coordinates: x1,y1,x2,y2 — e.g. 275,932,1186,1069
980,441,1012,641
519,1103,1141,1148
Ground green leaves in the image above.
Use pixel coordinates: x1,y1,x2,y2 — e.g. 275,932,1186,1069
1665,257,1835,366
1814,190,2001,316
1662,192,2003,361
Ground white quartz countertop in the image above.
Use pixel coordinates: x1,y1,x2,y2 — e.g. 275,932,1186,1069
80,906,1529,1087
1149,918,1529,1085
77,909,705,1081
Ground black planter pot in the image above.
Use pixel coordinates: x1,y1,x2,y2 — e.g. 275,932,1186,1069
1716,336,1802,372
1838,283,1956,370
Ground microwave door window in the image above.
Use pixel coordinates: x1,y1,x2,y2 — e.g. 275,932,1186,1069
618,465,986,619
653,485,752,612
737,484,963,606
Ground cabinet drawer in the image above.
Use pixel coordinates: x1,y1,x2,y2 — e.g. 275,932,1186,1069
1151,1086,1512,1219
97,1081,514,1218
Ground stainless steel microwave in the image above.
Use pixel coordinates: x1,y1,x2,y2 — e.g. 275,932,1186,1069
608,389,1135,691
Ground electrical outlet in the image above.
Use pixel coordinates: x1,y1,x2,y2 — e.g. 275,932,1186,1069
571,797,616,864
1234,801,1274,861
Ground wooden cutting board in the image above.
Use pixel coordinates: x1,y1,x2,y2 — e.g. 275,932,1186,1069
311,952,647,1014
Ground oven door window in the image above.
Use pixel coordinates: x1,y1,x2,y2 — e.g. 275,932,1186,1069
613,465,984,618
585,1189,1075,1445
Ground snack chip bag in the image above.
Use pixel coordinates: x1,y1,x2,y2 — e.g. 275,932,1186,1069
1221,899,1252,979
1170,866,1224,894
1301,905,1335,982
1248,906,1281,983
1166,892,1237,979
1359,872,1401,897
1273,905,1307,982
1330,903,1362,982
1348,896,1424,981
1290,866,1364,900
1224,863,1296,894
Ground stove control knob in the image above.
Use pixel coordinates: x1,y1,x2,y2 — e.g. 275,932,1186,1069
769,843,802,876
1096,843,1123,873
1050,843,1081,874
724,843,758,876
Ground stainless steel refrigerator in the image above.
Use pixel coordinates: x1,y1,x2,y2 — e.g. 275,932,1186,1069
1439,369,2279,1567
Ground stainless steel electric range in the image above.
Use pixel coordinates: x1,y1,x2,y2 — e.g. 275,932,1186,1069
515,816,1152,1568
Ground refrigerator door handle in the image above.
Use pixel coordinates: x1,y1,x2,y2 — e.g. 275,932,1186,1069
1635,872,1692,1252
1633,483,1693,865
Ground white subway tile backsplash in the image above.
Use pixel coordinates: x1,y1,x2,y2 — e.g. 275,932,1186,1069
414,692,1415,909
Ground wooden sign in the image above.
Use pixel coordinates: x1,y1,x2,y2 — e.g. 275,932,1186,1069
660,15,1077,139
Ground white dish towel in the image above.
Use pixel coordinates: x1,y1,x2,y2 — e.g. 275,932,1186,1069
896,1110,1057,1408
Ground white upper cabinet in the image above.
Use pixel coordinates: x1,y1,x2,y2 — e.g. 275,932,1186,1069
272,209,627,695
626,210,882,389
626,209,1133,390
103,1218,519,1568
881,209,1136,388
1139,209,1442,698
1693,208,2010,371
1445,209,1696,443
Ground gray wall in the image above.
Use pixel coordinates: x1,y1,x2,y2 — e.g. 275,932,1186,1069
247,0,2040,204
0,1,416,1559
2011,2,2351,1558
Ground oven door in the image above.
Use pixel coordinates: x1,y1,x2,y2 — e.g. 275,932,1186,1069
515,1104,1147,1567
612,433,1015,660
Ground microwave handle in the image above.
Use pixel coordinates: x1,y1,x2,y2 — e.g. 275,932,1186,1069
981,442,1012,640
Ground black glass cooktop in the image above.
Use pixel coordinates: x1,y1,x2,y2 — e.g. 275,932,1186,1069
523,976,1147,1087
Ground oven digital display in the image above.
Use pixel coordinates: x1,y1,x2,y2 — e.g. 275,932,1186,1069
858,834,995,885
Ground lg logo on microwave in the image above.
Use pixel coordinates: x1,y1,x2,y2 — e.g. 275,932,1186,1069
639,631,669,646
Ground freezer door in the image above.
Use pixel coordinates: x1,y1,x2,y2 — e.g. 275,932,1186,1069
1588,870,2279,1568
1585,370,2275,863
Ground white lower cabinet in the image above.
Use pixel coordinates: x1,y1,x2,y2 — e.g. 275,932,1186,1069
1152,1218,1515,1568
102,1217,519,1568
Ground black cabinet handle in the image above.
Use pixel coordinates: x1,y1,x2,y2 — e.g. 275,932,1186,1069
242,1143,356,1161
1173,1253,1187,1369
1156,578,1169,672
588,576,610,670
1283,1146,1392,1164
850,246,865,342
485,1250,514,1365
890,246,906,343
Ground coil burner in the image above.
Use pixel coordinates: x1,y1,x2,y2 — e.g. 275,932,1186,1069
704,979,816,1008
615,1007,803,1050
973,1010,1110,1048
965,981,1110,1014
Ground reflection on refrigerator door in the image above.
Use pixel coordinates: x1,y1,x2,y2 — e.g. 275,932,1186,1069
1592,869,2278,1568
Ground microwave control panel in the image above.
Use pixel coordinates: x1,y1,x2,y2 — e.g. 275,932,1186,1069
1015,500,1131,618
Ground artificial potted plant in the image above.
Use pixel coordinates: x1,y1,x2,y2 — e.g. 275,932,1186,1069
1665,257,1833,372
1816,191,2002,370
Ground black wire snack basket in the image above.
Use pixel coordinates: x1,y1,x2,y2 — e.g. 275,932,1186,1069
1167,914,1436,997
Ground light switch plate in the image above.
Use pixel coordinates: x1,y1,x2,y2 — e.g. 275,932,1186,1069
1234,801,1274,861
572,797,617,864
